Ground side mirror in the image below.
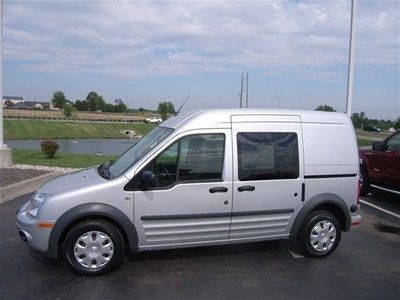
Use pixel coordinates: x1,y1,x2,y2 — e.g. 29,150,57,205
141,171,156,187
372,141,385,151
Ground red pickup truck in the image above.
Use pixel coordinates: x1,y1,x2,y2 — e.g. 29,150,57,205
359,131,400,195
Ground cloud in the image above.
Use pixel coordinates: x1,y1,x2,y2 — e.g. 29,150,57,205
3,0,399,79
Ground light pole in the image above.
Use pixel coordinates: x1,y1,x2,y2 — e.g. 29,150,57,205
0,1,12,167
345,0,357,116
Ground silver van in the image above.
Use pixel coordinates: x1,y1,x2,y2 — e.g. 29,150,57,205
17,109,361,275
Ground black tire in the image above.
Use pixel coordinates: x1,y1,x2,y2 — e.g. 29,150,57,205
297,210,342,258
63,220,124,276
360,165,371,196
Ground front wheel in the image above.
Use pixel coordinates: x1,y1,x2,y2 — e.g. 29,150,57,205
297,210,341,258
63,220,124,276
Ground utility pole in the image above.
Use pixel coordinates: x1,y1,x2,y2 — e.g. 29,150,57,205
345,0,357,116
245,72,249,108
239,73,244,108
0,0,12,167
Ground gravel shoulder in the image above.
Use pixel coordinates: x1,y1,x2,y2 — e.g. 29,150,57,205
0,164,78,204
0,168,51,187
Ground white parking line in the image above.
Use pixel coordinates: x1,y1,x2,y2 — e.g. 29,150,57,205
288,250,304,259
279,242,304,259
359,199,400,219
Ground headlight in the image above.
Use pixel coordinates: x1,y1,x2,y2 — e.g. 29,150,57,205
27,193,50,218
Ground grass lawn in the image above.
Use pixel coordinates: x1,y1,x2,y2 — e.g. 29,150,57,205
4,119,156,139
357,138,373,147
12,148,117,168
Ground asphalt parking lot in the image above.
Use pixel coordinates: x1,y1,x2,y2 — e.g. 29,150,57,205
1,192,399,299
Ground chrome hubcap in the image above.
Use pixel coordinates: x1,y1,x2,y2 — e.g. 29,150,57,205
74,231,114,269
310,220,336,252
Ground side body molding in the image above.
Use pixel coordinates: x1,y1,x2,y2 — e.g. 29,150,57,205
290,193,351,238
47,203,138,258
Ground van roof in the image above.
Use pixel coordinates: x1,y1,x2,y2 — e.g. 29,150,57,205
161,108,351,130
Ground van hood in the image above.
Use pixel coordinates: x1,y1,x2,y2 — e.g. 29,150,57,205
37,167,107,195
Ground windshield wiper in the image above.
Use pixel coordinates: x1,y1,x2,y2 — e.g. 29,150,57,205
98,161,111,179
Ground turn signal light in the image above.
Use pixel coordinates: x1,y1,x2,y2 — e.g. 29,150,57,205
38,223,54,228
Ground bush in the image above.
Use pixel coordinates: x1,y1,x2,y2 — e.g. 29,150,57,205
40,140,59,158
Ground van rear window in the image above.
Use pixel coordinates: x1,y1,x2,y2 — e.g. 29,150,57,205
237,132,299,181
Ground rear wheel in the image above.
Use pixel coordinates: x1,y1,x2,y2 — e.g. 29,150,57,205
63,220,124,276
360,165,371,196
297,210,341,257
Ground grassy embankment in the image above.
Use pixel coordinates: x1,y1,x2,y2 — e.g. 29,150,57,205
4,119,156,139
6,119,156,168
4,108,157,122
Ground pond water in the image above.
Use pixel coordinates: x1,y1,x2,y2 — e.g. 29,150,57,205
5,138,139,156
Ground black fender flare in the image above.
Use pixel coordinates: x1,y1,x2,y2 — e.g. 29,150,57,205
290,193,351,238
46,203,138,258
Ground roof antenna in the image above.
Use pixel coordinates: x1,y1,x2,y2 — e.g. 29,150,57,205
175,95,190,116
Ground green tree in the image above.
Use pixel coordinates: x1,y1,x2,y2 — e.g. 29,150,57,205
114,103,127,113
86,91,106,111
394,117,400,130
157,101,176,121
74,100,89,111
63,103,77,120
103,103,115,112
42,103,50,110
52,90,67,109
351,112,368,129
167,102,176,114
315,105,337,112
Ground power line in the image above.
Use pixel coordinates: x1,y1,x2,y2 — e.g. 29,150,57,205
249,81,340,108
249,88,315,109
249,86,318,106
250,77,334,100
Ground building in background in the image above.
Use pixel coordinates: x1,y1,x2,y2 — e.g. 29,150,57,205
2,96,54,110
2,95,25,106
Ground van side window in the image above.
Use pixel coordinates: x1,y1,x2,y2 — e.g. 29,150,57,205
178,134,225,182
237,132,299,181
151,142,179,187
136,133,225,189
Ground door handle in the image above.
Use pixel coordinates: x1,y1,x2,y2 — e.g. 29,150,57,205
209,187,228,193
238,185,255,192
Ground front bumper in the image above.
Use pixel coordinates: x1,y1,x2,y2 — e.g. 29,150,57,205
16,202,55,253
350,214,362,230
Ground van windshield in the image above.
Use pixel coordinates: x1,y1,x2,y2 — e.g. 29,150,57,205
107,126,174,179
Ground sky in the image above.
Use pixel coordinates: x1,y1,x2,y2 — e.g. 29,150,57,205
2,0,399,120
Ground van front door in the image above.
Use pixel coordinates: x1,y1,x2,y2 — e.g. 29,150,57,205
230,115,304,239
131,130,233,249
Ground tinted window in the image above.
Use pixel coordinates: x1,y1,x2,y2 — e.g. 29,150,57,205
137,134,225,189
237,132,299,181
178,134,225,181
